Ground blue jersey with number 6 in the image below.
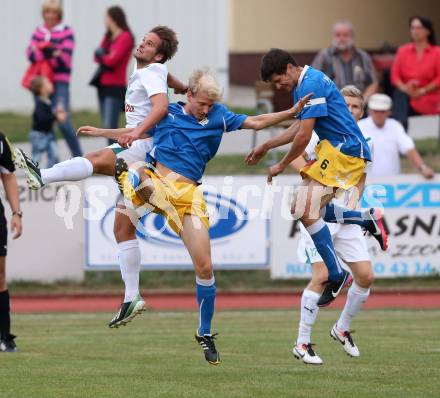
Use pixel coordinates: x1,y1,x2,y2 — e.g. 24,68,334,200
293,66,371,161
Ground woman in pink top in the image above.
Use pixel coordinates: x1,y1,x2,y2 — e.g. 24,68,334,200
26,0,82,157
93,6,134,144
391,16,440,128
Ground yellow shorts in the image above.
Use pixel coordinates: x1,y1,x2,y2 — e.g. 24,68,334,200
129,169,209,235
300,139,366,190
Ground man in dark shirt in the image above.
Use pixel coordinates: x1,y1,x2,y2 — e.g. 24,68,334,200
312,21,378,100
0,132,22,352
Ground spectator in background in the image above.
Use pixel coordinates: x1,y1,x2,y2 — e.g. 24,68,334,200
92,6,134,145
391,16,440,129
358,94,434,179
29,76,66,167
312,21,378,99
26,0,82,157
0,132,23,352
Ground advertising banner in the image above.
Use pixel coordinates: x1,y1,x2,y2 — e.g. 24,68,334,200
3,178,84,282
4,173,438,280
271,175,440,278
85,176,269,270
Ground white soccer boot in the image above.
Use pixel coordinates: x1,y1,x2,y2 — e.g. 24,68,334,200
330,323,360,357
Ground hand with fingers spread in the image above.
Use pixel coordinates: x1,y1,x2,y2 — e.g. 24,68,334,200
245,144,268,166
291,92,313,117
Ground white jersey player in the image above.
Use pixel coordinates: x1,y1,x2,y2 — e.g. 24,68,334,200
14,26,185,328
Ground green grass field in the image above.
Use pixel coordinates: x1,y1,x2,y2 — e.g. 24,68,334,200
2,309,439,398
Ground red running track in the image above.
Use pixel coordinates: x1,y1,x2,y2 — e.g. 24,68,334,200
11,291,440,313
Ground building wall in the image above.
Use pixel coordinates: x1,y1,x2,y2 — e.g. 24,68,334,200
229,0,440,85
0,0,228,112
230,0,440,52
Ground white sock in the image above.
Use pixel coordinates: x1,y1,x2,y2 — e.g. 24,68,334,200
337,282,370,331
40,157,93,184
118,239,141,303
297,289,320,345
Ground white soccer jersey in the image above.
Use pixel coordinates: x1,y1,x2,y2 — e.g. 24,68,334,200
124,62,168,128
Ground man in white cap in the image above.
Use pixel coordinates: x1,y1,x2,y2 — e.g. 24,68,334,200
358,93,434,178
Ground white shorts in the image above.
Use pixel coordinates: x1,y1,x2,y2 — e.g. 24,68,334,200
297,223,370,265
107,138,153,164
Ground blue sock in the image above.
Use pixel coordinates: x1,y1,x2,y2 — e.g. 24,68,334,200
321,203,370,228
196,277,216,335
306,218,344,281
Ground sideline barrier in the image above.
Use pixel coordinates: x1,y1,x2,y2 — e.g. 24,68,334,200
3,174,439,282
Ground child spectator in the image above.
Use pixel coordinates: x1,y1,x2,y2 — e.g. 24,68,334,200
29,76,65,167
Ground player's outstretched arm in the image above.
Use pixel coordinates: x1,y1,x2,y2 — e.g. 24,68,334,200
267,118,315,183
245,120,300,165
241,93,312,131
77,126,134,140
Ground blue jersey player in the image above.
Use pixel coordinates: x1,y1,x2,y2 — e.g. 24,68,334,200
247,49,388,307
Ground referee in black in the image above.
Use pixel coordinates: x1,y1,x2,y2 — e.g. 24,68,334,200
0,131,22,352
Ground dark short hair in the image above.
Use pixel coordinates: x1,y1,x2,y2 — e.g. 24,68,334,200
409,16,437,45
150,25,179,63
260,48,298,81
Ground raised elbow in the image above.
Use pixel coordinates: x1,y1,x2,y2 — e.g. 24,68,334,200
158,104,169,118
248,119,262,130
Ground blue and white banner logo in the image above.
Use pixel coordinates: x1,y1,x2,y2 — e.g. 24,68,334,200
86,176,268,270
134,192,249,247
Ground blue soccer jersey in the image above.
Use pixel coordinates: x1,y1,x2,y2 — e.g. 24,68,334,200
293,66,371,161
147,102,247,182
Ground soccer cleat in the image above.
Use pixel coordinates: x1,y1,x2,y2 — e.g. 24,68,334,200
0,334,17,353
365,208,388,251
317,270,352,307
292,343,323,365
195,332,220,365
108,294,146,328
115,157,130,195
330,324,360,357
14,148,44,190
115,158,145,207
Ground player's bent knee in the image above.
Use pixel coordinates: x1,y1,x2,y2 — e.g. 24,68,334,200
195,261,213,279
113,212,137,243
314,273,328,286
311,266,328,286
85,149,115,176
355,272,374,288
290,198,304,221
113,222,136,243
